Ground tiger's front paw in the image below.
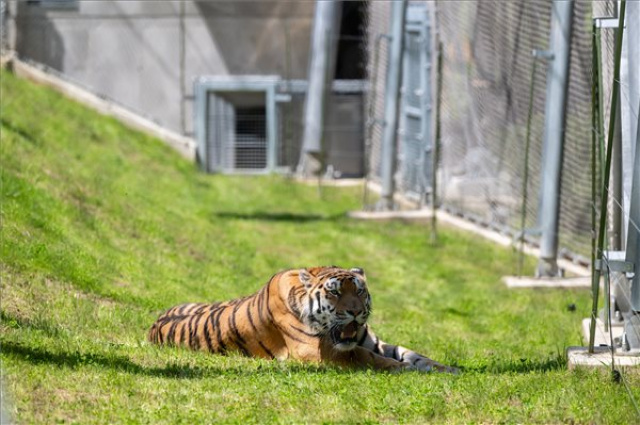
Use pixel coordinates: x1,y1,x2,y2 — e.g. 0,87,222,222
440,365,460,374
407,359,459,374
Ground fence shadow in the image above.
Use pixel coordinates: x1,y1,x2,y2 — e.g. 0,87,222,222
459,356,566,374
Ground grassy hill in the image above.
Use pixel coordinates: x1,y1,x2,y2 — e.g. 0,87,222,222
1,68,639,424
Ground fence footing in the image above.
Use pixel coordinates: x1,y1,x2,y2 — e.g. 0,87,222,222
567,346,640,370
348,209,433,221
502,276,591,289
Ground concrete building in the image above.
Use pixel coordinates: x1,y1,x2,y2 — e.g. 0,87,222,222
5,0,367,176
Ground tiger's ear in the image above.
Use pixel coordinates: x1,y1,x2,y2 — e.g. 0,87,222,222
350,267,365,277
299,269,313,289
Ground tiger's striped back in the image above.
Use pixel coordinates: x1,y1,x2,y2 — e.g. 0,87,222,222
148,275,287,359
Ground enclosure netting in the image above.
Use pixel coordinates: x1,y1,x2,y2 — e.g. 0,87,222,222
366,0,599,262
364,1,392,188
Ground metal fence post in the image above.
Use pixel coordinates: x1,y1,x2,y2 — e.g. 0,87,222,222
621,96,640,351
626,99,640,313
623,0,640,242
379,0,408,210
266,85,278,172
194,79,208,171
299,0,341,177
0,0,5,52
536,0,575,277
611,98,624,250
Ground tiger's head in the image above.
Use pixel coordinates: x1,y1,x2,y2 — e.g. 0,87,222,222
294,266,371,351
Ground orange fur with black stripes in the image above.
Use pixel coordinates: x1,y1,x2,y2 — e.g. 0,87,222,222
148,266,457,373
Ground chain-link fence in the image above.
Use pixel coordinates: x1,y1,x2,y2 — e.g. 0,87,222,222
435,0,597,261
362,0,640,373
436,0,548,239
364,1,392,186
365,1,597,263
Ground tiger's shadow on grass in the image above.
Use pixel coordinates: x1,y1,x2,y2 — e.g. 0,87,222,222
3,341,567,379
2,307,565,378
1,341,344,380
212,211,344,223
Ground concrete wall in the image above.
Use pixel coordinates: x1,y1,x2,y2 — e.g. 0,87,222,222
324,94,364,177
11,0,314,135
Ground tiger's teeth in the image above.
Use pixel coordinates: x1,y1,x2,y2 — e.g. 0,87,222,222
340,330,356,339
340,321,358,339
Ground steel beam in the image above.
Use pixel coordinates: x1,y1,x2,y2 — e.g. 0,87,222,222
299,0,341,177
626,96,640,312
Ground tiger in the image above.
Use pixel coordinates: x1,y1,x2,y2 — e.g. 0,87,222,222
148,266,458,373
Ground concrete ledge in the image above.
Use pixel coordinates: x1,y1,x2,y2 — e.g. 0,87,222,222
348,209,433,220
350,199,590,277
295,178,364,187
436,210,590,277
5,56,196,161
503,276,592,289
567,346,640,370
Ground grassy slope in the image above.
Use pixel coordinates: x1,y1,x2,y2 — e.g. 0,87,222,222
1,69,639,424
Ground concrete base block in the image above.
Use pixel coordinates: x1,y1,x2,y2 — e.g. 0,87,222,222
567,346,640,370
502,276,591,289
295,178,364,187
581,318,624,347
347,210,433,221
568,318,640,369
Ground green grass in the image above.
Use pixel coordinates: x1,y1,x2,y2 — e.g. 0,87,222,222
1,68,639,424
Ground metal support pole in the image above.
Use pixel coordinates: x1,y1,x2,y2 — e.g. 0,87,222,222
621,1,640,239
589,1,627,353
299,0,341,177
0,0,6,53
4,0,15,54
379,0,408,210
626,98,640,313
620,97,640,352
536,0,575,277
611,98,624,250
179,0,186,136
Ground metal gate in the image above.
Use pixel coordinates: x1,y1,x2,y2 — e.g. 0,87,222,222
398,2,433,202
194,76,280,174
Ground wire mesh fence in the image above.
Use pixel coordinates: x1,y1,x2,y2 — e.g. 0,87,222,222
364,0,392,186
362,1,640,389
560,0,597,260
364,1,597,263
436,0,550,238
438,0,597,261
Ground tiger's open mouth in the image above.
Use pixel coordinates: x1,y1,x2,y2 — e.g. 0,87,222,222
331,321,359,347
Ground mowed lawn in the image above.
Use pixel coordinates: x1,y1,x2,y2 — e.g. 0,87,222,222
1,69,639,424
